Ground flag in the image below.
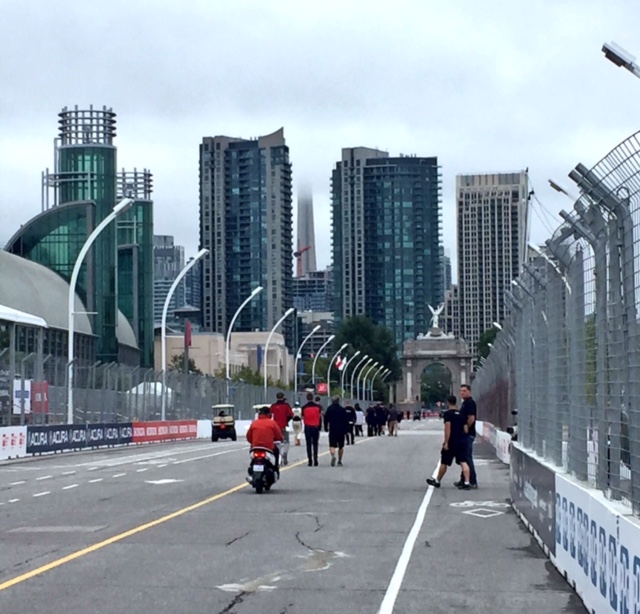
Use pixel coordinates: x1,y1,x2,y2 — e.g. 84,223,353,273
336,355,346,371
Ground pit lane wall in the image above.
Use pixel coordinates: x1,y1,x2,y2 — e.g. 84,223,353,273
477,421,640,612
510,443,640,614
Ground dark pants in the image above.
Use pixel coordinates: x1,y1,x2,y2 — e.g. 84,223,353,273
305,426,320,463
460,435,477,485
345,426,354,445
367,424,375,437
355,424,363,437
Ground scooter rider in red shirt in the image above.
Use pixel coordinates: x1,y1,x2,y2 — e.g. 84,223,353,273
246,406,284,475
270,392,294,465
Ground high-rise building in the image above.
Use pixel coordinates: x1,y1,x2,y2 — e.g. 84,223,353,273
199,128,293,348
442,248,452,294
5,105,154,366
456,171,530,355
332,148,443,347
153,235,185,328
296,186,317,277
292,269,333,313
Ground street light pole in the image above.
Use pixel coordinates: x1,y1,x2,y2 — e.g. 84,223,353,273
226,286,263,403
161,248,209,421
263,307,295,401
311,334,335,385
67,198,134,425
367,364,386,402
351,354,373,401
340,350,361,398
326,343,348,400
359,361,378,404
294,324,321,397
602,42,640,79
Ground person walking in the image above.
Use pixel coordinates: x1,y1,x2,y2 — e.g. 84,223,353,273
427,395,471,489
344,403,356,445
324,396,349,466
269,392,294,465
387,403,399,437
365,406,376,437
301,392,322,467
354,403,364,437
456,384,478,489
291,402,303,446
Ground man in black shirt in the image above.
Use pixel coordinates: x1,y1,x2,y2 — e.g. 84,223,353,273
456,384,478,488
427,395,471,489
324,397,349,466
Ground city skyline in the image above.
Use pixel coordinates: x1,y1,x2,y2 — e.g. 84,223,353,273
3,2,639,281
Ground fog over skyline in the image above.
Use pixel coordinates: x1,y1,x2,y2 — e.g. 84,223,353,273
3,0,640,281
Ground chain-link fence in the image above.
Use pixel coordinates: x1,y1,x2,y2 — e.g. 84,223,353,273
474,131,640,517
1,352,283,425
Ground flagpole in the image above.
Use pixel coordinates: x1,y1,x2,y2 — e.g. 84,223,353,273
326,343,348,402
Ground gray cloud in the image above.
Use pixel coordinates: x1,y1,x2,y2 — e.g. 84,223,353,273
2,0,640,278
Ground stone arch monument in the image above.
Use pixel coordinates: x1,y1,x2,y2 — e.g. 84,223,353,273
398,311,472,409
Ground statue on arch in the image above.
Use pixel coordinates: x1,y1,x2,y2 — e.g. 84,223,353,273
428,304,444,330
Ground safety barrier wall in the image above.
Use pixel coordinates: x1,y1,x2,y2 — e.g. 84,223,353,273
511,443,640,613
475,420,512,466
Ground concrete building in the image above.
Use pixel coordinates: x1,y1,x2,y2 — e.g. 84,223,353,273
456,171,530,355
292,269,333,313
155,330,292,384
153,235,186,331
332,148,443,348
199,128,294,349
296,186,317,276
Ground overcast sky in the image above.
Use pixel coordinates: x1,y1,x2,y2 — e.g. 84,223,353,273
2,0,640,280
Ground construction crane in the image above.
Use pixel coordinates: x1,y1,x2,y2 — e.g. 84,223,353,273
294,245,311,278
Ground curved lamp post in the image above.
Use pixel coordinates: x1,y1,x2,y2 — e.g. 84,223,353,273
263,307,295,401
67,198,134,424
368,364,387,402
160,248,209,421
311,334,335,385
358,361,378,404
326,343,348,400
350,355,370,401
226,286,263,402
340,350,361,398
294,324,321,397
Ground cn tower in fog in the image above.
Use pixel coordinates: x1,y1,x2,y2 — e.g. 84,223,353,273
296,185,317,277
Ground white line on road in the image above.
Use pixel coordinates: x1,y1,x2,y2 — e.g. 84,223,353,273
88,478,103,483
9,481,25,486
136,468,149,473
377,460,440,614
62,471,76,476
171,447,248,465
36,475,53,481
33,491,50,498
87,467,99,471
62,484,79,490
157,464,167,468
8,499,19,503
112,473,126,478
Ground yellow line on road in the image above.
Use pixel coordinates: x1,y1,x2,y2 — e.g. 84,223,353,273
0,456,310,592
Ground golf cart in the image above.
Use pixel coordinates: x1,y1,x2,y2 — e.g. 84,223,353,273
211,404,237,442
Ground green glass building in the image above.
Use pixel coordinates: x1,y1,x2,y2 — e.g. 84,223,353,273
5,106,154,367
332,148,443,348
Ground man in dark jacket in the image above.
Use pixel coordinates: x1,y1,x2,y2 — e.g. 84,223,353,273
344,404,356,445
365,406,376,437
324,396,349,466
387,404,399,437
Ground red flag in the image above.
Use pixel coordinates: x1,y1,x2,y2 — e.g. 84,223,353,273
185,320,192,347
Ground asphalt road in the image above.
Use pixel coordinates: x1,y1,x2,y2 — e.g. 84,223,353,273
0,420,586,613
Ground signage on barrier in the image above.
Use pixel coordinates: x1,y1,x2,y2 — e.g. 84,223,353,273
510,445,556,556
25,423,134,455
132,420,197,444
555,473,640,614
0,426,27,461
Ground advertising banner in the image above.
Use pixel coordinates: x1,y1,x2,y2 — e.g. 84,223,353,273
510,445,556,555
495,430,512,465
0,426,27,461
132,420,197,444
31,381,49,413
26,425,88,454
86,423,133,448
12,378,31,414
555,473,640,614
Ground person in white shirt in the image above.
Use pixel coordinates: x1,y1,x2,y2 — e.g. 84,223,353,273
354,403,365,437
292,402,303,445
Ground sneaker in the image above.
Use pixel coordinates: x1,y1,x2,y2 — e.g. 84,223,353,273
470,484,479,489
331,457,336,467
426,478,441,488
458,482,472,490
337,461,343,466
282,457,288,466
453,480,462,487
307,460,312,467
314,459,318,466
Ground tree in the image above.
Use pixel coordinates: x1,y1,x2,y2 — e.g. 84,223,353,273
214,365,291,390
420,363,452,406
170,354,203,375
476,326,498,364
331,315,402,399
